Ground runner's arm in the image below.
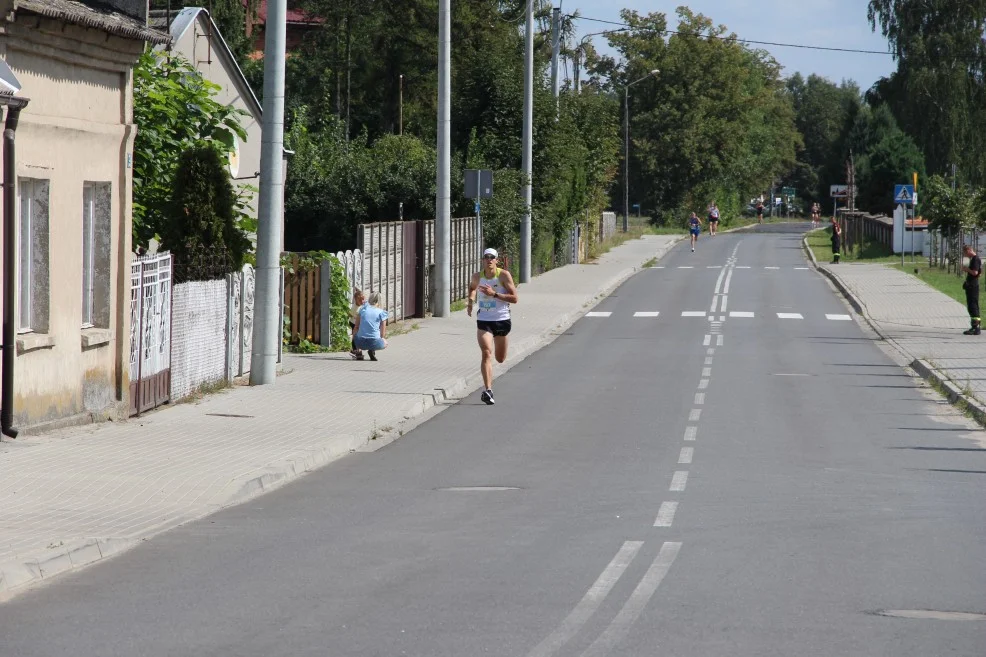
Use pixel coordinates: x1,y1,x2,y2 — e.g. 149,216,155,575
497,270,518,304
467,272,480,317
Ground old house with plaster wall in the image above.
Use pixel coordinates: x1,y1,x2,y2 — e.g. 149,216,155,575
0,0,168,430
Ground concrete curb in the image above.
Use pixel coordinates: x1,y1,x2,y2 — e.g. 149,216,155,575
0,235,684,601
802,235,986,429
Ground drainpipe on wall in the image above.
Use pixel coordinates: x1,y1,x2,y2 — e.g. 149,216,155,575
1,97,29,439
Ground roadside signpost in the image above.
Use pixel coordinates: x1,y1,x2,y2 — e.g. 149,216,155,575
465,169,493,259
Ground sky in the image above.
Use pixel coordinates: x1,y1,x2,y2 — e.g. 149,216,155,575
566,0,898,91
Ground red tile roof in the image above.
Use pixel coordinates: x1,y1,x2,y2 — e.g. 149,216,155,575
249,0,322,25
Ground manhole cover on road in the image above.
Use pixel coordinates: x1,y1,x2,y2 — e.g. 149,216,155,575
871,609,986,621
436,486,522,492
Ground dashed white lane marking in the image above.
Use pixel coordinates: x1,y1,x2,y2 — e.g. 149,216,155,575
697,379,709,390
716,335,724,346
736,266,751,269
707,265,722,269
694,393,705,405
777,313,804,319
704,357,713,365
586,312,612,317
719,315,725,322
654,502,678,528
826,314,852,321
707,348,715,356
765,266,780,270
633,312,660,317
795,267,809,270
670,471,689,492
688,409,702,421
729,311,754,318
527,541,643,657
703,334,711,346
679,447,694,464
678,266,694,269
652,266,665,269
702,367,712,377
682,311,707,317
580,542,682,657
684,426,697,441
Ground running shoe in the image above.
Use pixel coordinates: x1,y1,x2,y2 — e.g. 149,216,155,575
481,389,495,405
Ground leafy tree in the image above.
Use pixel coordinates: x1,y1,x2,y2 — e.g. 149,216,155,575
132,50,248,248
922,174,977,233
162,145,250,283
847,105,925,214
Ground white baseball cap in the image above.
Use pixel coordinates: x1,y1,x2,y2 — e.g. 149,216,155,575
483,248,498,258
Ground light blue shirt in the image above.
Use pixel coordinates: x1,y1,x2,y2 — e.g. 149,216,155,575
356,305,388,341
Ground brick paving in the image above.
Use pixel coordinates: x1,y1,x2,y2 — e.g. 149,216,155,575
819,262,986,402
0,235,681,598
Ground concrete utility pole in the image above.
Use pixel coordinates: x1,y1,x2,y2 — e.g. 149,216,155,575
250,0,287,386
520,0,534,283
434,0,451,316
551,7,561,116
623,69,659,233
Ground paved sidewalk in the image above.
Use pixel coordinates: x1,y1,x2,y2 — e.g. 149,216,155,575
0,234,681,599
817,261,986,404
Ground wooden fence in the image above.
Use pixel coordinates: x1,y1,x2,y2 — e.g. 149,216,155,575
284,258,322,344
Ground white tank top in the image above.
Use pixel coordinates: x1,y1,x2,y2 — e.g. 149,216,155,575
477,268,510,321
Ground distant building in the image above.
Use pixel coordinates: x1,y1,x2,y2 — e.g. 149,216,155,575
245,0,321,57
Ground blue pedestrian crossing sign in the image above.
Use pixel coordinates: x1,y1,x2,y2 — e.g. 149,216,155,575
894,184,915,205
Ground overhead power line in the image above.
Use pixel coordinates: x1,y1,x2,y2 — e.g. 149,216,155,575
569,14,894,56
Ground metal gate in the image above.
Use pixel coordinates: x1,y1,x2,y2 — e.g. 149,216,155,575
403,222,422,318
129,252,172,416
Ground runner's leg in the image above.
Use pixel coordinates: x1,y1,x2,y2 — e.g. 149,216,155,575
478,329,494,390
494,334,509,364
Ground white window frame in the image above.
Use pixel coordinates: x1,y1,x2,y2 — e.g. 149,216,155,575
82,183,96,328
18,179,36,332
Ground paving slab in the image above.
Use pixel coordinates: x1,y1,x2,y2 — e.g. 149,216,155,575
0,234,681,600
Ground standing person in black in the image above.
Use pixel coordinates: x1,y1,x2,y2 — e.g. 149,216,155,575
830,216,842,263
962,244,981,335
755,200,765,224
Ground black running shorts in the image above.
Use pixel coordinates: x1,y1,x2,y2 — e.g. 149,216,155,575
477,319,512,337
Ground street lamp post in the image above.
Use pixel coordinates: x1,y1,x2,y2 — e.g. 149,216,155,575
623,69,659,233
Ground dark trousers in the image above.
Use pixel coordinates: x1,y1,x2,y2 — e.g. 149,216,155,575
966,284,980,322
831,236,841,260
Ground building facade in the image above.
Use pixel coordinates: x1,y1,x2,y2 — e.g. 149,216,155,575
0,0,168,430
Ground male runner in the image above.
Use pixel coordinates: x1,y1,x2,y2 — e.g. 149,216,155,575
688,212,702,252
811,202,820,229
962,244,981,335
467,248,519,405
707,202,720,237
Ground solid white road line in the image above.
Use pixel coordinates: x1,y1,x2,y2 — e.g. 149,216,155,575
688,409,702,422
670,471,689,491
527,541,644,657
720,295,728,313
724,268,734,294
694,393,705,405
710,296,719,313
580,543,682,657
777,313,803,319
702,367,712,377
684,426,697,441
826,314,852,321
697,379,709,390
682,311,706,317
716,335,724,346
714,264,728,294
679,447,694,464
586,312,612,317
654,502,678,527
729,311,754,318
633,312,660,317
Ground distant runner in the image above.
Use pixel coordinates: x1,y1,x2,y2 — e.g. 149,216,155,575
467,248,519,405
707,202,720,237
962,244,981,335
756,200,765,225
811,202,820,229
688,212,702,252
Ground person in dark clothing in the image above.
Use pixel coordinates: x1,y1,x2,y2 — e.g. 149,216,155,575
962,244,981,335
830,217,842,263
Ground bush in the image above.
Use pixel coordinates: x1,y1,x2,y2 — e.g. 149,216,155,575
162,145,250,283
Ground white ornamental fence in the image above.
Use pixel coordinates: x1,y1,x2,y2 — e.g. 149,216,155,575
129,252,173,416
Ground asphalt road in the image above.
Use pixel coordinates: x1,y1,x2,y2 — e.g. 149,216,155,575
2,223,984,656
